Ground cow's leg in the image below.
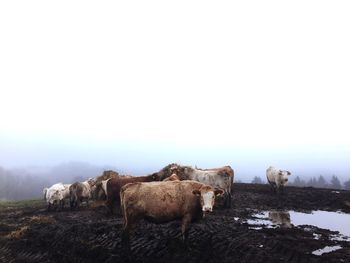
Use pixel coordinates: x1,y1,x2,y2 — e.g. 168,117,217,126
115,196,122,216
269,182,277,193
279,185,285,195
106,198,114,215
181,215,192,244
47,203,51,212
226,192,232,208
121,215,139,252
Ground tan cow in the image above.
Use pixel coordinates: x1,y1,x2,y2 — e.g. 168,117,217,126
120,180,223,246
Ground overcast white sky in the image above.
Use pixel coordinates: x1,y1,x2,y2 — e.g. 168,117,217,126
0,1,349,178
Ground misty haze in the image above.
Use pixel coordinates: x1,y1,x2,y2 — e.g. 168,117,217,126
1,1,350,262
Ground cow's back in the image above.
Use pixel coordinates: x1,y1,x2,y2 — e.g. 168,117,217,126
189,169,230,192
266,166,278,183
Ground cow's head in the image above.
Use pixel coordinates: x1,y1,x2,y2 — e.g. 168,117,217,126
87,178,96,186
278,170,292,183
192,185,224,216
150,172,161,181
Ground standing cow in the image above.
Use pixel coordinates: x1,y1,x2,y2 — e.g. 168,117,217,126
44,183,65,211
120,180,223,247
69,178,95,209
266,166,291,193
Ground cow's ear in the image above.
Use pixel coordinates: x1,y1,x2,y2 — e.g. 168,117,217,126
214,189,224,196
192,189,201,196
287,171,291,175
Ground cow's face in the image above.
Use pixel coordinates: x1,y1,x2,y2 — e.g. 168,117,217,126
279,170,292,183
192,186,224,215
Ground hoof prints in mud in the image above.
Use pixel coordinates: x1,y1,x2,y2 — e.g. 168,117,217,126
1,183,350,263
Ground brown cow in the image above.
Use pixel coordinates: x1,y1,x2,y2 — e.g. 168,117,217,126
105,173,160,214
120,180,223,246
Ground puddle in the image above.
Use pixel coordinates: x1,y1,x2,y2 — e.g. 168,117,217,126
248,210,350,239
312,245,342,256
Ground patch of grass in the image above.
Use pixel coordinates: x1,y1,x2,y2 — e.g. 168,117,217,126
0,198,45,209
5,226,30,239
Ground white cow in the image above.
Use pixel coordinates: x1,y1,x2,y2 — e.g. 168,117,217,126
44,183,66,211
266,166,291,193
183,165,234,208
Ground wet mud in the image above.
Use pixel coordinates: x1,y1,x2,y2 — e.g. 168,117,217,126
1,183,350,262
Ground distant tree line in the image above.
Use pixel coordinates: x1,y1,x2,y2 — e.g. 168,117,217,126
0,166,50,200
0,162,116,200
250,174,350,190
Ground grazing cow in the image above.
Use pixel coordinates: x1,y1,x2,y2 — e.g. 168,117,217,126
106,173,160,214
266,166,291,193
120,180,223,246
69,178,95,209
156,163,234,207
268,211,292,228
44,183,65,211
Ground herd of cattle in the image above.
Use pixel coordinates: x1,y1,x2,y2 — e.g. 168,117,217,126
42,164,291,244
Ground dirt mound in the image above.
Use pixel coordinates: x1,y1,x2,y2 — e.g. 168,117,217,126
0,183,349,262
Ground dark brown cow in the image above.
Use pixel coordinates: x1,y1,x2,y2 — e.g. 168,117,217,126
93,170,133,200
106,173,160,214
120,180,223,247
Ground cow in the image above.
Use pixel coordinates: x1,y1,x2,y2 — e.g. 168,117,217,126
105,173,160,215
92,170,133,200
120,180,223,247
158,164,234,208
69,178,95,209
58,184,71,209
44,183,66,211
190,165,234,207
266,166,291,193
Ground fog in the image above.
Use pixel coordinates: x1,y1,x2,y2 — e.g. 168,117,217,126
1,1,350,199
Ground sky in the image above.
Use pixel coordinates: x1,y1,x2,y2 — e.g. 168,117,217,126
0,1,350,180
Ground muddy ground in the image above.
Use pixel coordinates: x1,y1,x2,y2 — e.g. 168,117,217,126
1,183,350,263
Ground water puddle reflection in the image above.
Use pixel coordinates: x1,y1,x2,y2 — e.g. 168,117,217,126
248,210,350,239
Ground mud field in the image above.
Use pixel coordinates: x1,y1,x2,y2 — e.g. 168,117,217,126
1,183,350,263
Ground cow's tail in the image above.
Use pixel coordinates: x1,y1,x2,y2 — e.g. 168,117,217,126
43,188,48,200
120,187,127,222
